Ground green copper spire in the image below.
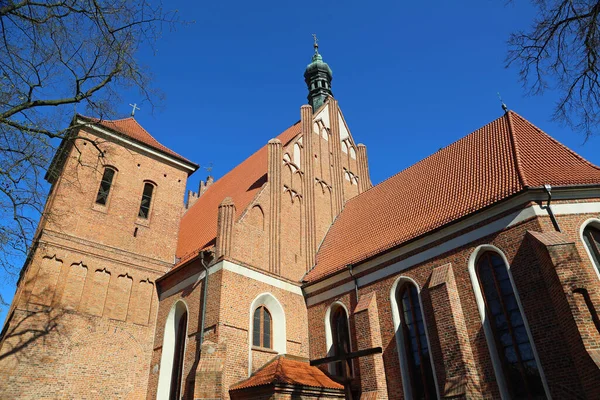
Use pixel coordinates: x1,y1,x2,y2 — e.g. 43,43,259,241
304,35,333,111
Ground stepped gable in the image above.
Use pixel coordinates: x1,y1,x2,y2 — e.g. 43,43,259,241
229,355,343,391
305,111,600,283
78,115,196,166
176,122,302,262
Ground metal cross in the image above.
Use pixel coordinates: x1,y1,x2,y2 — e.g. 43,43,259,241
312,34,318,49
129,103,140,117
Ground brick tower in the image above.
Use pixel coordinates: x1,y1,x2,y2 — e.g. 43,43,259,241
0,115,197,399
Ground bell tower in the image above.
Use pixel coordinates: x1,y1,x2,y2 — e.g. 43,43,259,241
304,35,333,111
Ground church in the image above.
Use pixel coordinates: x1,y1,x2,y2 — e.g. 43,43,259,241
1,41,600,400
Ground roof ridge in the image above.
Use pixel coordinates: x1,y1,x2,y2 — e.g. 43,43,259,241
78,114,134,123
510,111,600,173
273,356,285,383
339,113,510,206
505,111,529,188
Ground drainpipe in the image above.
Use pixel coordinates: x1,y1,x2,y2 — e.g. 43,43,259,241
199,250,211,346
543,184,562,233
347,264,359,303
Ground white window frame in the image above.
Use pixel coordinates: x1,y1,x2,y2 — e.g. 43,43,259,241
390,276,440,400
468,244,551,400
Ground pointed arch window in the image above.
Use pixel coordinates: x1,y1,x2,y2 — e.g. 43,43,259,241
156,301,188,400
476,251,545,399
583,224,600,274
170,309,188,400
330,305,352,377
252,305,272,349
138,182,155,219
95,167,116,205
396,282,436,400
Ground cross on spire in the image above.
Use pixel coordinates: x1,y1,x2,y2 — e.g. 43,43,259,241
129,103,140,117
312,33,319,53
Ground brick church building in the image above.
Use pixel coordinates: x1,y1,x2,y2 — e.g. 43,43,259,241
2,42,600,400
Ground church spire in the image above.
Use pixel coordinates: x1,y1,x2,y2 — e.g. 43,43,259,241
304,35,333,111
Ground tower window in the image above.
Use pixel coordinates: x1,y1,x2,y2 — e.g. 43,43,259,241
476,251,545,399
138,182,155,219
396,282,437,399
95,167,116,205
583,225,600,274
253,306,272,348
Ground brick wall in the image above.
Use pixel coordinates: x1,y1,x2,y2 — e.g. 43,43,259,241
0,124,191,398
306,207,600,399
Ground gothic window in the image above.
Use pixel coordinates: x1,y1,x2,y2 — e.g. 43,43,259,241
157,301,188,400
95,167,116,205
476,252,545,399
396,282,436,400
170,308,188,400
583,224,600,274
253,306,272,348
138,182,155,219
330,305,352,377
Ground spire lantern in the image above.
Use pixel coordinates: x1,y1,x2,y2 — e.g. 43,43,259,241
304,35,333,111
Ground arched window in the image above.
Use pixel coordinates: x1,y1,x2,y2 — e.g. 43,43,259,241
95,167,116,205
157,301,188,400
247,293,287,376
330,306,352,377
583,224,600,275
138,182,155,219
396,282,436,400
252,305,272,349
170,309,187,399
476,251,545,399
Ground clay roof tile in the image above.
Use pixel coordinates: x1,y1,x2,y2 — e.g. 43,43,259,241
304,111,600,283
77,115,197,167
229,355,343,391
175,122,302,262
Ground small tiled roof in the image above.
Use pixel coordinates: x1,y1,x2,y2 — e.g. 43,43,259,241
77,115,197,167
229,355,343,391
176,122,302,261
304,111,600,283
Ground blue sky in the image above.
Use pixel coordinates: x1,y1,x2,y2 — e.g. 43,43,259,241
2,0,599,322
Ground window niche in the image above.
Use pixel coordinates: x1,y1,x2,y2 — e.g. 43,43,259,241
469,247,548,400
156,301,188,400
95,167,116,206
582,221,600,277
327,303,352,378
137,181,155,220
391,278,437,400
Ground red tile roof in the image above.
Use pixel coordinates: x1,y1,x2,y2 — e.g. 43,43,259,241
229,355,343,391
304,111,600,283
176,122,302,261
78,115,197,167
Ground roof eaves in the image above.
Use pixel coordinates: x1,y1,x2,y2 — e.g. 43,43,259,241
304,186,531,285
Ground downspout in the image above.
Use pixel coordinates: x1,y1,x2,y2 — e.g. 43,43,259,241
199,250,211,346
543,184,562,233
347,264,359,303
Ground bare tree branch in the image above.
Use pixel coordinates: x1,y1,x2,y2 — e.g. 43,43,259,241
508,0,600,139
0,0,187,314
